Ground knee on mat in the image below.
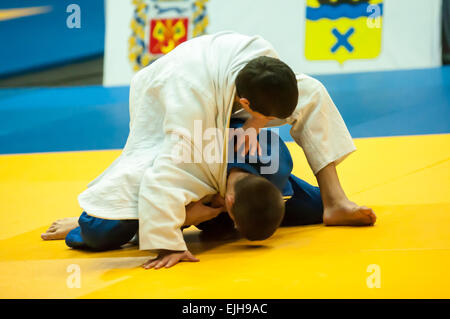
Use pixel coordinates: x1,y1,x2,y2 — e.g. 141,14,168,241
78,215,138,251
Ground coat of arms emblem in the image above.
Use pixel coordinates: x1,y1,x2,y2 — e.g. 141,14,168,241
129,0,209,71
305,0,383,64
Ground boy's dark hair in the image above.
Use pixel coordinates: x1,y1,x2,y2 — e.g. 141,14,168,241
232,174,285,241
235,56,298,119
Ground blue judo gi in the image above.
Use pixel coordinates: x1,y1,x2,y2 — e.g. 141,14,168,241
65,120,323,251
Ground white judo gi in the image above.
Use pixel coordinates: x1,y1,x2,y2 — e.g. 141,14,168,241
78,32,356,252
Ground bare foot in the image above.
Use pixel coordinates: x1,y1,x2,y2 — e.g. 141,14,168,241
323,200,376,226
41,217,79,240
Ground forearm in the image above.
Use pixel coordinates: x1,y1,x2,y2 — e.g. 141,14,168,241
315,162,348,207
183,196,224,227
183,202,196,226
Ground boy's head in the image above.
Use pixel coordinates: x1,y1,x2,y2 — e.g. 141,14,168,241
225,170,285,241
235,56,298,119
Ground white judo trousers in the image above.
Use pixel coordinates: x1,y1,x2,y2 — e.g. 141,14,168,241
78,32,356,252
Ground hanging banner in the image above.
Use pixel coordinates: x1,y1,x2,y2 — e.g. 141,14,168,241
104,0,442,86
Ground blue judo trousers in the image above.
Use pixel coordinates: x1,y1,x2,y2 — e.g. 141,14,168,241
66,119,323,251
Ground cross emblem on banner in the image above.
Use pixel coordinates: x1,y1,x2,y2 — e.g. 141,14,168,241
331,27,355,53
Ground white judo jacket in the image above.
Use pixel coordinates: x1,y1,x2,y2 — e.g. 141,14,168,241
78,32,356,252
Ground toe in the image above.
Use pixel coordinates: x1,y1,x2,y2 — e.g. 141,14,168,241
360,206,376,225
45,227,56,233
369,210,377,225
41,233,52,240
41,231,62,240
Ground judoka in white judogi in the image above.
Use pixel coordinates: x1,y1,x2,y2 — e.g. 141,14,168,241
77,32,356,252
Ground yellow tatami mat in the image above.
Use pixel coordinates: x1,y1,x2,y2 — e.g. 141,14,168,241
0,134,449,298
